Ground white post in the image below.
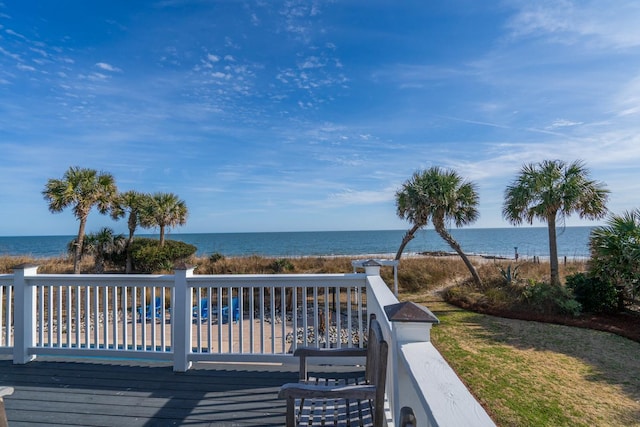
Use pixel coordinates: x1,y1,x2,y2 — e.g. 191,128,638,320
13,264,38,364
173,265,195,372
385,302,439,426
363,259,381,277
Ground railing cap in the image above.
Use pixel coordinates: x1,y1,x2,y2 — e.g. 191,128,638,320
362,259,382,267
384,301,439,324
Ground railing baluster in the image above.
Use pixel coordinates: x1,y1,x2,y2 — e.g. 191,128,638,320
291,285,298,353
56,286,62,347
75,286,81,347
270,287,275,354
84,287,90,349
122,286,128,351
357,286,363,348
313,287,319,347
227,288,233,353
160,287,166,352
47,285,53,347
66,285,72,348
259,286,265,354
347,286,352,347
249,287,255,353
132,288,138,351
150,287,156,351
335,286,341,349
238,286,244,354
302,286,308,347
102,286,109,349
112,287,118,350
93,287,99,348
279,286,285,354
323,286,330,347
37,286,43,346
7,286,12,347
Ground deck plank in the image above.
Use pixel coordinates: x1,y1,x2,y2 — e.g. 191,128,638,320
0,357,302,426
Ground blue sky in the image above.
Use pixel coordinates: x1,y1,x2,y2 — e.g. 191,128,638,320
1,1,639,236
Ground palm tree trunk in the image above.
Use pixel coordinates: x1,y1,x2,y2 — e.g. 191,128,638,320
434,221,482,287
547,215,560,285
74,218,87,274
159,226,165,247
126,232,134,274
395,224,421,260
126,214,136,274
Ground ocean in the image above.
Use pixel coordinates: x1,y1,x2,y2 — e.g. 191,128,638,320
0,227,594,259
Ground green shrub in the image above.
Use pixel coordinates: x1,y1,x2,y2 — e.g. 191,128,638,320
519,281,582,316
270,258,294,273
130,238,197,273
209,252,225,263
566,272,618,313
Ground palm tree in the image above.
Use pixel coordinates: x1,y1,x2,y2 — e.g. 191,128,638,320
111,191,151,273
43,167,118,274
141,192,188,246
503,160,609,285
589,209,640,308
82,227,126,273
396,167,482,286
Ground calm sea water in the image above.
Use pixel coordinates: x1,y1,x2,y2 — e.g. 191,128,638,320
0,227,593,259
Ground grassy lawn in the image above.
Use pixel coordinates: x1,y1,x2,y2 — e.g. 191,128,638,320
405,291,640,426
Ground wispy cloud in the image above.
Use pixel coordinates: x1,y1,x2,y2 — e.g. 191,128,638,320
506,0,640,49
95,62,122,72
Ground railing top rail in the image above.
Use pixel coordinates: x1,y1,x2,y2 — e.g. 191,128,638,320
187,272,366,283
22,274,175,287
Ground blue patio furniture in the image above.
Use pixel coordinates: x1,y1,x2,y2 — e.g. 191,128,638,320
138,296,164,321
193,297,209,320
212,296,240,323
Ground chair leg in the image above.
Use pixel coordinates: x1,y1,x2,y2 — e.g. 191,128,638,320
285,396,296,427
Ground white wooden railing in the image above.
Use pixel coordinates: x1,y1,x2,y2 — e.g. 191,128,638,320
1,263,494,427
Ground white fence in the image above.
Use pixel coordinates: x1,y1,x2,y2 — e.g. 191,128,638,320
1,263,494,427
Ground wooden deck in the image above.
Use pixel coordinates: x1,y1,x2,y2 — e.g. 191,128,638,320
0,356,308,427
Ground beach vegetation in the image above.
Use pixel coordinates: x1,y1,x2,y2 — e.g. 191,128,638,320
129,237,196,273
69,227,126,273
110,190,153,273
42,166,118,274
140,192,188,247
209,252,225,263
395,167,482,286
588,209,640,309
497,263,520,285
270,258,295,273
566,272,618,313
503,159,609,285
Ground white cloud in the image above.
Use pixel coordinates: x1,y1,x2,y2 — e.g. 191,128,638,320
95,62,122,72
207,54,219,62
16,63,35,71
0,46,20,61
5,28,27,40
548,119,583,129
507,0,640,49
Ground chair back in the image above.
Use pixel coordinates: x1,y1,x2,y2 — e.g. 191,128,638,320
365,316,388,426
